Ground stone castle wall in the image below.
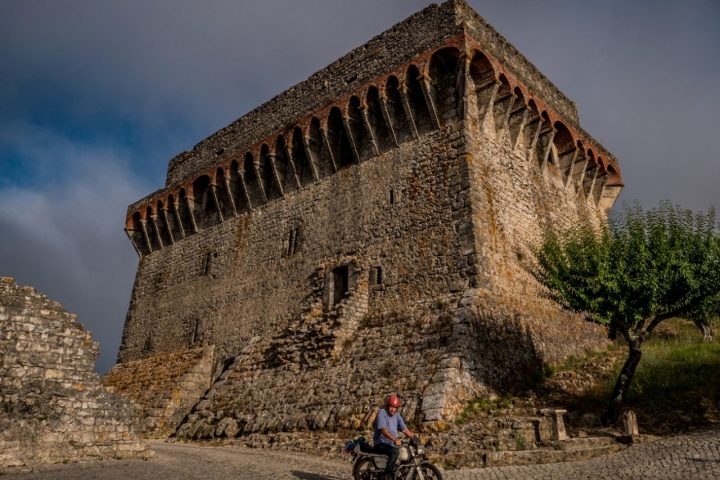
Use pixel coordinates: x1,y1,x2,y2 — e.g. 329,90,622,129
0,277,149,468
116,0,622,436
102,346,215,439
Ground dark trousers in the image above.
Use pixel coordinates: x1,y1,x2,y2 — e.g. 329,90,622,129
374,442,400,475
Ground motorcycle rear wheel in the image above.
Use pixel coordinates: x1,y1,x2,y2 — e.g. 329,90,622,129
419,462,443,480
353,457,378,480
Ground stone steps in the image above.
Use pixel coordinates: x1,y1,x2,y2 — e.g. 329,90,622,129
484,439,623,467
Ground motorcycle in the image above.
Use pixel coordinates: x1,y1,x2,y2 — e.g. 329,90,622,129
344,436,443,480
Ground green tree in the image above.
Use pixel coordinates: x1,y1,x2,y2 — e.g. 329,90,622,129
533,202,720,425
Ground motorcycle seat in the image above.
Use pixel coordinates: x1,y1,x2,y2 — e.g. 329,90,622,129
359,443,388,456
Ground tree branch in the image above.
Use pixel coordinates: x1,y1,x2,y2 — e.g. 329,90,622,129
641,311,681,340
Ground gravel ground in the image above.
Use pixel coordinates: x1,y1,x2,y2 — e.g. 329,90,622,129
3,429,719,480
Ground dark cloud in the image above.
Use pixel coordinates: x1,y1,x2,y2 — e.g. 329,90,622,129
1,0,718,373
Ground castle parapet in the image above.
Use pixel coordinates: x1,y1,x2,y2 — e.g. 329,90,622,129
125,28,621,257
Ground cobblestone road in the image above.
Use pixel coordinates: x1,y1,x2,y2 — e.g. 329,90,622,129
3,430,719,479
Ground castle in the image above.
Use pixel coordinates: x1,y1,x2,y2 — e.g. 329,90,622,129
110,0,622,438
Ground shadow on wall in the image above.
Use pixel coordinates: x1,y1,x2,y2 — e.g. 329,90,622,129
453,296,555,394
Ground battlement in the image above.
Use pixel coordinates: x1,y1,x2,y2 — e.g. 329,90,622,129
124,0,621,257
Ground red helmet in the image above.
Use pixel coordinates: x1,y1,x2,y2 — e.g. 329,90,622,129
386,395,402,408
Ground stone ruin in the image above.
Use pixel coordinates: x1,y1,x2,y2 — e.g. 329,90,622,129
111,0,623,439
0,277,149,468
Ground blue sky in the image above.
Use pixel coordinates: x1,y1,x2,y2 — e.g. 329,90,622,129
1,0,719,374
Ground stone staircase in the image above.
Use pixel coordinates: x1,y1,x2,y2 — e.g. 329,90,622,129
484,435,621,467
423,409,625,468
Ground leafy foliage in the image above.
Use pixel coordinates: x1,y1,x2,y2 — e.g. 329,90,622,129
533,201,720,423
534,201,720,341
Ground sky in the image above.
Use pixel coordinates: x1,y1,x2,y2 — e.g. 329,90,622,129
1,0,719,374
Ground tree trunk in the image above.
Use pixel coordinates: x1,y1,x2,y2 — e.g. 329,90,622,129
602,339,643,426
695,319,714,343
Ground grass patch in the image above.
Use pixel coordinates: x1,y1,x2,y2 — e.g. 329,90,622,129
577,318,720,432
456,395,513,424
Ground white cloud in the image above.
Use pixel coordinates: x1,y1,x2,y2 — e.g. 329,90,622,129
0,124,151,373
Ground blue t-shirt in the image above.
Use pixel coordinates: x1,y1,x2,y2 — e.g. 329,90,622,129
373,408,407,446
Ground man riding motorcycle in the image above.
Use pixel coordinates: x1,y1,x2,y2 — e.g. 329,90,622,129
373,394,414,479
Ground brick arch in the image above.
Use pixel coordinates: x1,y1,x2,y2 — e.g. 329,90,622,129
154,199,172,246
289,126,315,186
214,166,235,219
307,116,334,178
469,50,497,123
429,46,461,123
275,134,298,194
385,75,413,143
327,106,354,168
144,205,161,252
347,95,373,161
506,86,529,148
259,144,282,201
165,193,185,241
492,73,513,131
405,63,433,135
176,188,195,234
228,159,249,213
191,175,221,230
366,85,394,151
552,121,577,180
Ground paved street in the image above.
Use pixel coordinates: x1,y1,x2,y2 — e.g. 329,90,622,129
3,430,719,480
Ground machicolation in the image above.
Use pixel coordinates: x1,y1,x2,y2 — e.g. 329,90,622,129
115,0,622,439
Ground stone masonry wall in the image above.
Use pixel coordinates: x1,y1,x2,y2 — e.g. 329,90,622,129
0,277,149,468
102,346,215,439
119,120,474,366
117,0,621,436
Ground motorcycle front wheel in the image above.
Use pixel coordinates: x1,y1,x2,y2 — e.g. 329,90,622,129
353,457,377,480
418,461,443,480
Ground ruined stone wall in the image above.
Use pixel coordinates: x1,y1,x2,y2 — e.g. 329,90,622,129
102,346,215,439
0,277,148,468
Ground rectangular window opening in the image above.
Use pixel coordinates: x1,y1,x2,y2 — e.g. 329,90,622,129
286,227,301,256
370,266,384,287
332,265,350,305
204,252,218,276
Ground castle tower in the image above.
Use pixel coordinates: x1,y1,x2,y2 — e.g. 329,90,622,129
115,0,622,436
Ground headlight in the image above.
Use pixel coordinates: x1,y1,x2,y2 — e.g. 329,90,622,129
417,447,425,455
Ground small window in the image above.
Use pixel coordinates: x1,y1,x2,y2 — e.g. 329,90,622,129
286,226,301,256
370,266,384,287
389,188,396,205
142,336,154,354
203,251,218,277
190,318,203,345
332,265,350,305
